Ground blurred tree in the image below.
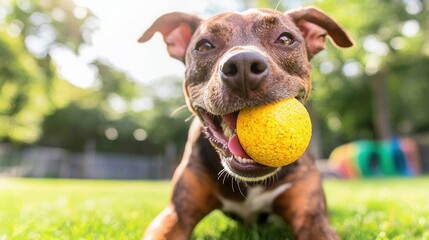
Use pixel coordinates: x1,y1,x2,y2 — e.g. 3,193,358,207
130,76,191,153
0,0,94,143
309,0,429,155
1,0,191,157
39,74,191,155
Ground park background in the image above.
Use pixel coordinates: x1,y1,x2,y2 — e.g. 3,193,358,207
0,0,429,239
1,0,428,179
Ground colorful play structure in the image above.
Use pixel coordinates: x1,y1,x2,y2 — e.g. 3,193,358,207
328,138,422,178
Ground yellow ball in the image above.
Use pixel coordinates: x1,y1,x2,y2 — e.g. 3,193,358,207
236,98,312,167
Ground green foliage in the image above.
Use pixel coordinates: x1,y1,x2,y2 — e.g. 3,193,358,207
0,31,67,143
94,61,140,101
1,178,428,239
39,74,191,154
0,0,94,143
309,0,429,153
0,0,190,155
132,76,192,147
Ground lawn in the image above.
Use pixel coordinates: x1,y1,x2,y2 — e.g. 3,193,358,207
0,177,428,240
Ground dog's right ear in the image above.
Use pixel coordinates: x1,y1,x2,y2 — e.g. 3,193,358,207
287,7,354,59
138,12,202,62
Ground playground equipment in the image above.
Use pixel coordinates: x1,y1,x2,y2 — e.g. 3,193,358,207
328,138,421,178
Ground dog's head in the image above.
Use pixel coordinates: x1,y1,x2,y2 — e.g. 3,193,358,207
139,7,353,182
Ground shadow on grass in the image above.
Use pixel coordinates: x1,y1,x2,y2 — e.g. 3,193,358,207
192,214,294,240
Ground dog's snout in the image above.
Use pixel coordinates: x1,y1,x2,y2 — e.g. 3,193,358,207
220,51,268,95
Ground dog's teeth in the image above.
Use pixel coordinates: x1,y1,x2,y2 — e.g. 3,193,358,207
236,156,254,164
224,127,233,138
221,121,233,138
220,121,227,131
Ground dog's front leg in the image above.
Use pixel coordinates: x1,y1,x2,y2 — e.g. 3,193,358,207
273,158,338,240
143,203,183,240
144,122,221,240
143,167,220,240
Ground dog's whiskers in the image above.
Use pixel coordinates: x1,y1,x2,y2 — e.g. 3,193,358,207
217,169,226,181
274,171,280,182
269,175,275,186
274,0,283,11
170,105,189,117
279,167,287,177
222,171,228,185
236,178,246,198
184,114,195,122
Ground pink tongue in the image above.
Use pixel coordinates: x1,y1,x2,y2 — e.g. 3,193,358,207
228,135,252,159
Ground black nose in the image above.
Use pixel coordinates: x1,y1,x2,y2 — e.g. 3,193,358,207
220,50,269,96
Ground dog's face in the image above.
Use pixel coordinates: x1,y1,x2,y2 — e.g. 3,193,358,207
140,7,353,182
185,9,313,182
185,9,311,112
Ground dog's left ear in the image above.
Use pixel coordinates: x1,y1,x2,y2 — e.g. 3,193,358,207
287,7,354,59
138,12,202,62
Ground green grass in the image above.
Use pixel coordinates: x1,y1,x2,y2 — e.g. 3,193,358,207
325,177,429,240
0,179,170,239
0,177,428,239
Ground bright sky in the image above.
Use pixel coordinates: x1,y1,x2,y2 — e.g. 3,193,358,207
58,0,244,88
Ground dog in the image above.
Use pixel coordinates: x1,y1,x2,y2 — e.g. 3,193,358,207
139,6,353,240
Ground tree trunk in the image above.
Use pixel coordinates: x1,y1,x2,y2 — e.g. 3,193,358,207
371,72,392,140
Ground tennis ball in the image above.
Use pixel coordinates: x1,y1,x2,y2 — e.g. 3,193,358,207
236,98,312,167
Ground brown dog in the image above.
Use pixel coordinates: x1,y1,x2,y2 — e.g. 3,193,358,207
139,6,353,240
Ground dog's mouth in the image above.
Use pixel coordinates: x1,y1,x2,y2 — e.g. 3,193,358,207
197,108,280,182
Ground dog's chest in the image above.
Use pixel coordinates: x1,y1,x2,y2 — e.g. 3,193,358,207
218,183,292,224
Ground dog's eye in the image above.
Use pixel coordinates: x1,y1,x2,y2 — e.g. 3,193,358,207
275,33,294,46
195,40,215,52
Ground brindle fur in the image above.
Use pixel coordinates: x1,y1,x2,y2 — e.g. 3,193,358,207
140,7,353,240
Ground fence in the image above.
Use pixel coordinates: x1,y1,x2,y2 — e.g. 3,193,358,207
0,144,177,179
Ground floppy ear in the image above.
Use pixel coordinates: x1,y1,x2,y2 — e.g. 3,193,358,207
138,12,202,62
287,7,354,59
